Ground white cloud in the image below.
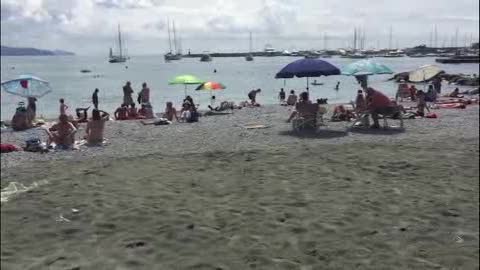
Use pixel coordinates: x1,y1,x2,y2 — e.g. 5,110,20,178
1,0,479,54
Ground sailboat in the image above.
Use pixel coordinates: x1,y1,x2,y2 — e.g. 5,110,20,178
164,20,182,61
245,32,254,61
109,24,128,63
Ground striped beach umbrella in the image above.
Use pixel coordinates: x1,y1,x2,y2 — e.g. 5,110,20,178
195,82,226,91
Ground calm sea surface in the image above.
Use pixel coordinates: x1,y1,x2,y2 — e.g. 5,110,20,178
1,55,479,119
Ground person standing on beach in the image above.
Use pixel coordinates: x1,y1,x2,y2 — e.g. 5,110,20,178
248,89,261,105
279,88,286,102
59,98,68,115
139,82,150,104
433,77,442,94
123,81,134,107
286,90,298,106
27,97,37,122
92,88,99,109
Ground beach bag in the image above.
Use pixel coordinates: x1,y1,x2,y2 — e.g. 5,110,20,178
24,138,45,152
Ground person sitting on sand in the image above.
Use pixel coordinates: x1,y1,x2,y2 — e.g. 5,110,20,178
114,104,128,120
138,103,154,119
286,90,298,106
75,107,90,123
279,88,286,103
127,103,141,119
164,102,178,121
287,92,311,122
45,114,77,148
85,109,109,145
331,105,355,122
449,88,461,98
11,102,33,131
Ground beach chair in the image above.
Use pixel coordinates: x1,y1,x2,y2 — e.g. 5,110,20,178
292,103,319,131
352,105,404,129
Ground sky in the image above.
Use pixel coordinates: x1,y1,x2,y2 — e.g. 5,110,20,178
1,0,479,55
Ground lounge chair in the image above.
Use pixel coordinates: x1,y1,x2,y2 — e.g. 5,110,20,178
292,103,320,131
352,105,404,129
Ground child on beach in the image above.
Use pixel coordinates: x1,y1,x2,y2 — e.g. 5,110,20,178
164,102,178,121
59,98,68,115
416,90,429,117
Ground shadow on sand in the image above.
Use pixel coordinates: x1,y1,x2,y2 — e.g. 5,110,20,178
279,129,349,139
348,126,406,135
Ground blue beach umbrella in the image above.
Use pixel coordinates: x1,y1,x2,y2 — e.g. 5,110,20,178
275,58,341,92
1,75,52,98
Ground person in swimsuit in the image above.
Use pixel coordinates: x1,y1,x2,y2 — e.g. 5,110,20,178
85,109,109,145
59,98,68,115
46,114,77,147
114,104,128,120
127,103,140,119
248,89,261,105
27,97,37,122
123,81,134,107
164,102,178,121
286,90,298,106
92,88,99,109
279,88,286,102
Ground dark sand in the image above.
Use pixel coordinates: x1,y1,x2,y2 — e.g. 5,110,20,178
1,104,479,269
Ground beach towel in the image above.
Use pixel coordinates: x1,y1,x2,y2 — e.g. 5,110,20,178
244,124,269,129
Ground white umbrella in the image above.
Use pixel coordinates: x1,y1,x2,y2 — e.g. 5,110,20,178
409,65,443,82
1,75,52,98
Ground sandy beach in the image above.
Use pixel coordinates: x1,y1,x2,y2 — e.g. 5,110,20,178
1,104,479,269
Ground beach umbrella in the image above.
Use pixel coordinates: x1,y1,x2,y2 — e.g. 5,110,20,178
341,59,393,76
342,59,393,88
169,74,204,97
1,75,52,98
275,58,341,93
195,81,226,91
409,65,443,82
195,81,226,105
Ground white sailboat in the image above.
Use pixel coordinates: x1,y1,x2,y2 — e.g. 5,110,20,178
164,20,182,61
245,32,254,61
109,24,127,63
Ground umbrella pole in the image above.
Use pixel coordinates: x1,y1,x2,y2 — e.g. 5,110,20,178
306,77,309,93
184,85,187,98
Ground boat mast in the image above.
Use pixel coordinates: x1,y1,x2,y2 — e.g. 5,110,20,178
173,21,177,55
353,27,357,51
118,24,123,57
434,24,438,48
167,19,172,53
388,26,392,50
454,27,459,48
249,32,252,53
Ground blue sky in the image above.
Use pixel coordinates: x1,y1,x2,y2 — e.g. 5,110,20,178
1,0,479,55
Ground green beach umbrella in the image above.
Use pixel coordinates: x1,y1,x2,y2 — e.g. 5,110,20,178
341,59,393,88
169,74,204,97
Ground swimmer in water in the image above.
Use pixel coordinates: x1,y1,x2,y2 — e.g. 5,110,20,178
214,69,217,73
335,81,340,91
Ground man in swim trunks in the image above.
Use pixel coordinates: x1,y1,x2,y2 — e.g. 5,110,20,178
123,81,134,107
365,87,395,128
248,89,261,105
114,104,128,120
46,114,77,147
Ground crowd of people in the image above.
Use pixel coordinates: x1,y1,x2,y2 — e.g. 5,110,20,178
3,75,477,153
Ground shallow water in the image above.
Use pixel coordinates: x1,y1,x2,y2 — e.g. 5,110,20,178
1,55,478,119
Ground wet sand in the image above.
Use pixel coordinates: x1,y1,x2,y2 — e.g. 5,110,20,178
1,104,479,269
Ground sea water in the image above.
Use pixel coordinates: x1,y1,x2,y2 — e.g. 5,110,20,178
1,55,478,120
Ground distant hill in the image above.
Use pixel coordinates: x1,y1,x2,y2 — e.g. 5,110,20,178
0,46,75,56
